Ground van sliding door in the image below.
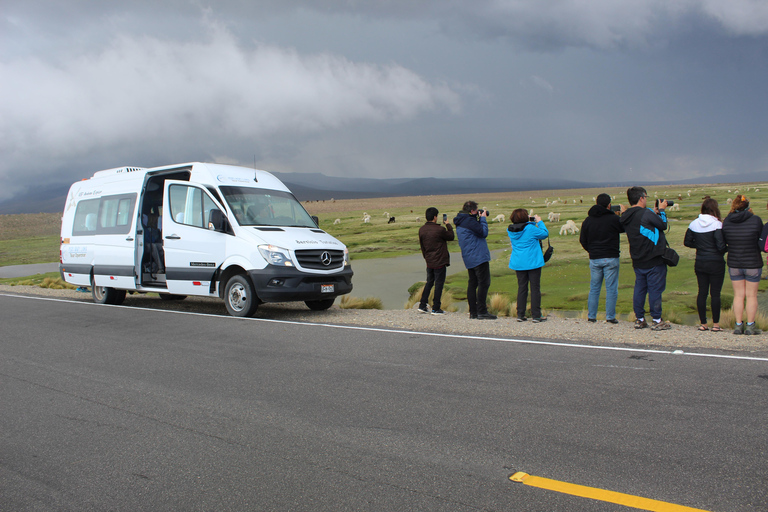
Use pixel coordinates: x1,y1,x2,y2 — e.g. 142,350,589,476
162,180,226,296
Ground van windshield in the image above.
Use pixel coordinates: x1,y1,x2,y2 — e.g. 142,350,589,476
220,186,316,228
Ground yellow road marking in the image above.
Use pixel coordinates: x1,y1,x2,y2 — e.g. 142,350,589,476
509,472,712,512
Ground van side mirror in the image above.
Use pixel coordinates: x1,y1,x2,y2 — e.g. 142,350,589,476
311,215,319,227
208,209,229,232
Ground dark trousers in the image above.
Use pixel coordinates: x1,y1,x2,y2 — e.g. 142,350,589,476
516,267,542,319
420,266,447,310
467,261,491,316
695,260,725,324
632,264,667,321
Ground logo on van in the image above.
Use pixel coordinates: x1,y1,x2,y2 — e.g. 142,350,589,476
320,251,332,266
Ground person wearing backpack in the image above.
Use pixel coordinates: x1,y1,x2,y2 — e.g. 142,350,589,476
722,194,764,335
684,198,727,332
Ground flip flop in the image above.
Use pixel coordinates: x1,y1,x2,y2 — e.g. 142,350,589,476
711,326,723,332
698,325,709,331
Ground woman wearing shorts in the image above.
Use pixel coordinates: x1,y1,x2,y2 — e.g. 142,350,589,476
684,198,727,331
722,194,763,335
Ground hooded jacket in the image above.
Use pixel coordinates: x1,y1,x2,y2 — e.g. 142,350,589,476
418,221,454,269
683,214,726,264
453,212,491,270
507,221,549,271
722,209,763,269
619,206,668,268
579,205,624,259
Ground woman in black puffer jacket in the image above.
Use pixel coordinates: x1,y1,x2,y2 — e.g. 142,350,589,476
684,198,727,331
721,194,764,335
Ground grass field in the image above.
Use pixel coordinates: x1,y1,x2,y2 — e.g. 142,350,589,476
3,182,768,321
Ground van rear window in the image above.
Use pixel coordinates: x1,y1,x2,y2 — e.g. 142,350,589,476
72,194,136,236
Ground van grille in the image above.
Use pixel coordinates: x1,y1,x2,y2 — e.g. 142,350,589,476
295,249,345,270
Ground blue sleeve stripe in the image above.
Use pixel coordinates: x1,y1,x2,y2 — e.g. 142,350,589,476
640,225,659,245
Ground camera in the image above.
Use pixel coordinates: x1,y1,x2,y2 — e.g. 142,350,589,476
529,216,536,222
442,213,447,222
610,205,621,212
655,199,675,208
482,208,489,217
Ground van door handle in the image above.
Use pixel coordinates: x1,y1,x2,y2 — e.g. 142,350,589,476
126,237,134,241
166,235,181,240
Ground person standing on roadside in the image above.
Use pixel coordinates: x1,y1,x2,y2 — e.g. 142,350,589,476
722,194,763,335
580,193,625,324
508,209,549,322
417,207,455,315
454,200,496,320
684,198,727,332
620,186,672,331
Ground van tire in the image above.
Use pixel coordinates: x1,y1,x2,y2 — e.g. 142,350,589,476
159,294,187,301
92,284,127,305
305,298,335,311
224,275,259,317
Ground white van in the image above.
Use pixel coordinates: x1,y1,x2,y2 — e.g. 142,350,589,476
59,162,353,316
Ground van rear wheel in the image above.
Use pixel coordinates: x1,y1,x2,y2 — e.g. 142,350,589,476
92,284,126,305
224,275,259,317
305,298,335,311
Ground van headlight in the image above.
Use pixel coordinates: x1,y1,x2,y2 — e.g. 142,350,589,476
258,245,294,267
344,248,350,266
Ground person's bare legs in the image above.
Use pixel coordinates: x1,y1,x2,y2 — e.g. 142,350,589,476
745,280,760,324
731,279,746,324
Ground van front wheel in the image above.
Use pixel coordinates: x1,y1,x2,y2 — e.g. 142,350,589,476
305,298,335,311
92,284,126,305
224,275,259,317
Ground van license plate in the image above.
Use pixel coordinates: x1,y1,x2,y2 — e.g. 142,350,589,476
321,284,334,293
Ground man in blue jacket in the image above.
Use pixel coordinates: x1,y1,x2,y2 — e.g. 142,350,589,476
454,200,496,320
620,186,671,330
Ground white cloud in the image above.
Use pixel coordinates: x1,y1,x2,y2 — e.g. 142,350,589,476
0,21,459,200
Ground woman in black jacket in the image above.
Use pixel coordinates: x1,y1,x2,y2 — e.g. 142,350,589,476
684,198,726,331
721,195,764,335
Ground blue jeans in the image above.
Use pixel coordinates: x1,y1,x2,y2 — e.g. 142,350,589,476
633,264,667,321
588,258,620,320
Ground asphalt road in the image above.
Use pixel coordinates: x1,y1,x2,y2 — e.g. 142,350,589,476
1,294,767,511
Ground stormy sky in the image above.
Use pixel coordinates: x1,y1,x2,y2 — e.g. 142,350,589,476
2,1,768,202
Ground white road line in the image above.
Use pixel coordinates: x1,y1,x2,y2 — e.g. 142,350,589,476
3,292,768,363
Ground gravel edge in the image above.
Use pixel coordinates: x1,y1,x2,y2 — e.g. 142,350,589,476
2,284,767,357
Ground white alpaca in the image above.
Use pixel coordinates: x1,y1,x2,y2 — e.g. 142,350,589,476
667,203,680,211
548,212,561,222
333,218,341,225
559,219,579,235
493,214,506,222
363,214,371,223
383,212,389,217
726,198,733,204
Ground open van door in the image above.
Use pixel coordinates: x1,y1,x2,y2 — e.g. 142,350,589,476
162,180,227,296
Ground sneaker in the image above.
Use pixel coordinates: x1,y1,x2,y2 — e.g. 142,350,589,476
634,319,648,329
417,305,429,314
651,320,671,331
517,316,527,322
744,324,762,335
532,317,547,323
587,318,596,323
477,312,497,320
431,309,445,315
733,323,744,335
606,318,619,324
469,313,478,319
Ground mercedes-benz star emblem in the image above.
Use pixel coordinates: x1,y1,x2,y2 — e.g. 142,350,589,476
320,251,332,266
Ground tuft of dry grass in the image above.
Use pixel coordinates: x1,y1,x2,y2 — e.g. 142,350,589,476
489,293,512,317
339,295,384,309
404,284,459,312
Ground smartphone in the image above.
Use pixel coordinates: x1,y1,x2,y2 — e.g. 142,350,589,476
443,213,447,222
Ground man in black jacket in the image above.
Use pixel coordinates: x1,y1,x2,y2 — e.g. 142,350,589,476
418,207,455,314
620,186,671,330
580,193,625,323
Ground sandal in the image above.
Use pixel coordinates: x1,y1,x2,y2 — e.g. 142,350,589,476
711,326,723,332
698,325,709,331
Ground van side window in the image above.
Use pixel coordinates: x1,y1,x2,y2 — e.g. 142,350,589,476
72,199,101,235
169,184,217,229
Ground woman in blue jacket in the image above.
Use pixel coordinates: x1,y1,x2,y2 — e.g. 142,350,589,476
508,208,549,322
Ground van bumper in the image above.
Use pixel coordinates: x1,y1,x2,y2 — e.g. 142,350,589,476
248,265,354,303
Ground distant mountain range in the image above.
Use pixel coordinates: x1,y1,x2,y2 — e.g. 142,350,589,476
3,170,768,215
